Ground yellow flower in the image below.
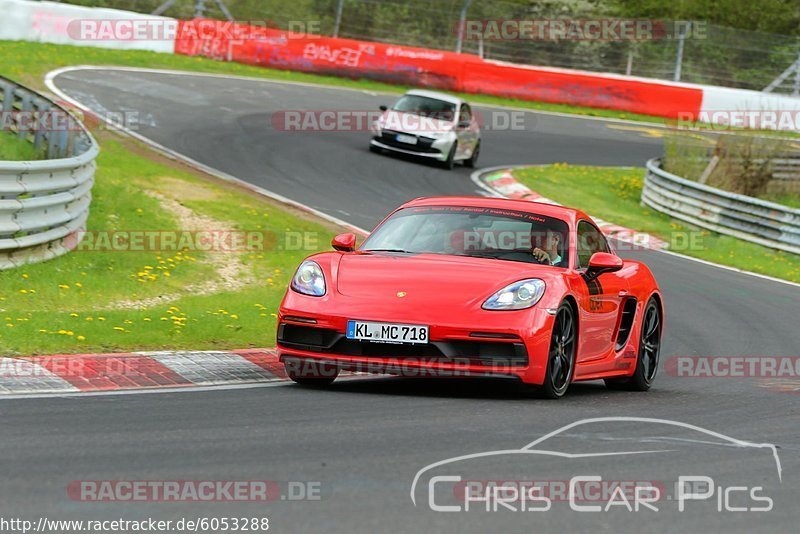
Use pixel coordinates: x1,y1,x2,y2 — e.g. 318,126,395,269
230,314,239,320
21,273,28,279
113,326,125,332
70,313,78,317
58,284,70,289
77,335,86,341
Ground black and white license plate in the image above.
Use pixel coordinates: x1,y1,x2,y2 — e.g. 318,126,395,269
346,320,428,344
395,133,418,145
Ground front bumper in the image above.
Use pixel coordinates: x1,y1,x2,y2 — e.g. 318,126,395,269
370,132,453,161
276,298,555,385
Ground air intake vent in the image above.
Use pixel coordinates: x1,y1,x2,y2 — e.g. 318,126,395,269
615,298,638,351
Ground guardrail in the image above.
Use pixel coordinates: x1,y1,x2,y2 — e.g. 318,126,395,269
642,158,800,255
0,76,98,269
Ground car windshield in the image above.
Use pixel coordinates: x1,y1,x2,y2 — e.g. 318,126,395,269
361,206,570,266
392,95,456,122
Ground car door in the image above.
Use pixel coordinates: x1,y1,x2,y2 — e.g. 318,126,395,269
455,103,478,159
574,220,629,363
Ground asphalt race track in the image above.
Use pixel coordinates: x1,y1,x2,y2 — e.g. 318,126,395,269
1,67,798,532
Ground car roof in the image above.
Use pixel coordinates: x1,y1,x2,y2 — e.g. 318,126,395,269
403,89,463,106
400,196,590,227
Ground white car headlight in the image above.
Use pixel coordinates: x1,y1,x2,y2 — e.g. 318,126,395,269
482,279,546,310
291,260,326,297
421,130,453,140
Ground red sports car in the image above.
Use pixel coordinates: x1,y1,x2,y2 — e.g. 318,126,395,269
277,197,663,398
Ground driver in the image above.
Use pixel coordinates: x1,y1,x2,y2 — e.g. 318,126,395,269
532,230,562,266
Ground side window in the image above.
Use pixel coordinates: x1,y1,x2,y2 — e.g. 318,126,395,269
459,104,472,125
576,220,609,269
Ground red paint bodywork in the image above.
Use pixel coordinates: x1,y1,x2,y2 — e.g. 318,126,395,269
277,197,662,385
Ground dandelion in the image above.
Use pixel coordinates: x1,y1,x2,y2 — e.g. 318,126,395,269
77,335,86,341
113,326,125,332
58,284,70,289
21,274,28,279
70,313,78,317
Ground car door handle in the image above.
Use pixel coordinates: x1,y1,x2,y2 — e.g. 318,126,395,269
618,290,629,297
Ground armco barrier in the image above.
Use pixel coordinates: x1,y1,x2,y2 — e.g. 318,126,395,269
642,158,800,255
0,75,98,269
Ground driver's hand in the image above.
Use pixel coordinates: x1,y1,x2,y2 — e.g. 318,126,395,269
532,248,552,264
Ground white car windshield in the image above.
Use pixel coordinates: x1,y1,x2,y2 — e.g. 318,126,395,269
392,95,456,122
362,206,569,266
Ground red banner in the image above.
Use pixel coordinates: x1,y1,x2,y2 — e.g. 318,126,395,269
174,19,702,119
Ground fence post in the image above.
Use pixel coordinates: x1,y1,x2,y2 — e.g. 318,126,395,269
455,0,474,54
332,0,344,38
674,22,690,82
794,50,800,97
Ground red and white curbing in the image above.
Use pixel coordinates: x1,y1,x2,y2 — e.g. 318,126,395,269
475,167,669,251
0,349,296,396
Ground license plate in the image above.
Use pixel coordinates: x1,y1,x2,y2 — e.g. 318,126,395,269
396,134,418,145
346,320,428,344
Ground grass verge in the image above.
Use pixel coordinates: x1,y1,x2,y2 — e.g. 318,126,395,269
0,131,344,356
510,165,800,283
0,130,40,161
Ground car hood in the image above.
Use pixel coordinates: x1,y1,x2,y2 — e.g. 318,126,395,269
335,252,552,306
380,110,454,136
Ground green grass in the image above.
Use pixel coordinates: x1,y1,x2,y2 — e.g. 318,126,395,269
0,40,674,125
510,164,800,283
0,130,40,160
0,134,342,356
759,191,800,210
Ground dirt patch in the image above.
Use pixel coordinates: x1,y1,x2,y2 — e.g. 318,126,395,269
106,189,256,310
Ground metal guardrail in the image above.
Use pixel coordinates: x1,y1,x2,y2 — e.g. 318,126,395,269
0,76,98,269
643,158,800,255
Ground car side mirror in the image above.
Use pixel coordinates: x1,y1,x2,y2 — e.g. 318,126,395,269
379,105,388,112
587,252,623,278
331,233,356,252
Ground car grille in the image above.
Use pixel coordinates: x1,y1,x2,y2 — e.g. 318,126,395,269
278,324,528,366
376,130,440,154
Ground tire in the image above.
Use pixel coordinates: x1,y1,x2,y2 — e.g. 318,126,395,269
285,359,339,387
538,301,577,399
605,297,662,391
442,142,457,170
464,140,480,168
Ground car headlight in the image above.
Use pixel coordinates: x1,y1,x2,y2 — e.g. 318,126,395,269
482,279,545,310
291,260,326,297
421,130,453,140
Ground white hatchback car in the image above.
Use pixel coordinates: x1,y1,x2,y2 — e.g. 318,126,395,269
370,90,481,170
